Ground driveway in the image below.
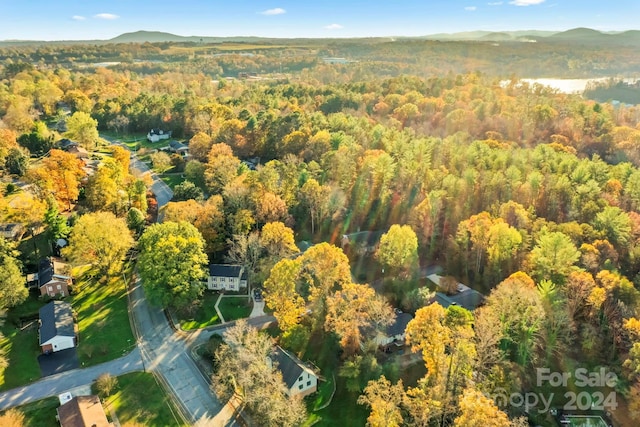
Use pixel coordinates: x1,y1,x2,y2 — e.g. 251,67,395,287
37,348,79,377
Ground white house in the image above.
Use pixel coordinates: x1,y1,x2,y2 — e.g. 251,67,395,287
39,301,77,354
270,346,318,398
147,128,172,142
208,264,248,292
374,310,414,348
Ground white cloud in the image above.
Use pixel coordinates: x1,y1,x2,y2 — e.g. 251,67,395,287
465,6,477,11
324,23,344,30
260,8,286,16
509,0,545,5
72,15,86,21
488,1,503,5
94,13,120,20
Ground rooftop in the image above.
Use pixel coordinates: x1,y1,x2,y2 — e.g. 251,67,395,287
39,301,75,344
271,346,316,389
57,395,111,427
209,264,243,277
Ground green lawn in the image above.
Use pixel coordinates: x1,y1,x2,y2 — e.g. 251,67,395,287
218,296,252,321
8,396,60,427
8,373,186,427
0,293,48,391
178,293,252,331
178,292,221,331
71,266,135,366
0,324,42,392
103,372,187,427
160,173,184,190
301,333,369,427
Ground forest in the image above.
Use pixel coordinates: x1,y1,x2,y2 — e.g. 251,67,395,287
1,37,640,426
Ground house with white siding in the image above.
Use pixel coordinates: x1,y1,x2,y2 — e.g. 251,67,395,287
270,346,318,398
207,264,248,292
38,301,77,354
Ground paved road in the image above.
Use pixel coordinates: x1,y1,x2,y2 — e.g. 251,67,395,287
101,134,174,207
129,279,222,423
0,348,143,411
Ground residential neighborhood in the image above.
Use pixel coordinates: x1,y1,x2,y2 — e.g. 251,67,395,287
2,10,640,426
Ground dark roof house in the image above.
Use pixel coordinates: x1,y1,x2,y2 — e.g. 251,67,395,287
168,140,189,154
209,264,243,277
39,301,75,349
270,346,318,397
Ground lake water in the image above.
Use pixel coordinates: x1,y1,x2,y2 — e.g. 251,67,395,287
519,78,609,94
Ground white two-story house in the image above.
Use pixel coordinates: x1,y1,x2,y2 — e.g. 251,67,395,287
270,346,318,398
207,264,248,292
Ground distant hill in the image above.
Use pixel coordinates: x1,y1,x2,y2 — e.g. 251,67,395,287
109,31,189,43
546,27,640,45
422,30,557,41
1,27,640,47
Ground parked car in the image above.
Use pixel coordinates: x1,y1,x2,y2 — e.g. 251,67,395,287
253,288,263,301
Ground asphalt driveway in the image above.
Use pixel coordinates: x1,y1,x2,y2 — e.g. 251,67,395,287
38,348,79,377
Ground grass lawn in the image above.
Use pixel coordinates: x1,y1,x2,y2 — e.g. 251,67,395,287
103,372,187,427
218,296,252,321
8,396,60,427
0,293,48,391
178,292,221,331
160,173,184,190
300,333,369,427
71,266,135,366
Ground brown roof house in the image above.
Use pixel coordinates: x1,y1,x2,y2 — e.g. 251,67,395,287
38,258,72,298
57,395,112,427
39,301,77,354
270,346,318,398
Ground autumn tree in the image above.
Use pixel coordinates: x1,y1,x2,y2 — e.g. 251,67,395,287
255,191,288,225
62,212,133,277
64,111,99,150
299,243,352,328
96,373,118,397
376,224,418,275
325,282,393,355
0,238,28,310
213,321,307,427
453,387,510,427
150,151,172,174
358,376,405,427
28,149,86,210
260,221,298,259
204,142,240,194
137,222,208,309
263,259,306,333
84,165,119,213
193,196,226,253
0,408,25,427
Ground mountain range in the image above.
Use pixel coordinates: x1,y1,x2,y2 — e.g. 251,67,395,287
2,28,640,46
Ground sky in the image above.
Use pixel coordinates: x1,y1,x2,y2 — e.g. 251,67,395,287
2,0,639,41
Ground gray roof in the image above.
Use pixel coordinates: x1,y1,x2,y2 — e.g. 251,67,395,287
385,312,413,337
39,301,74,344
209,264,243,277
434,290,484,311
271,346,313,389
38,258,54,287
169,140,188,150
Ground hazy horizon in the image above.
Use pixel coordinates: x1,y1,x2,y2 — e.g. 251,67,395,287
2,0,639,41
